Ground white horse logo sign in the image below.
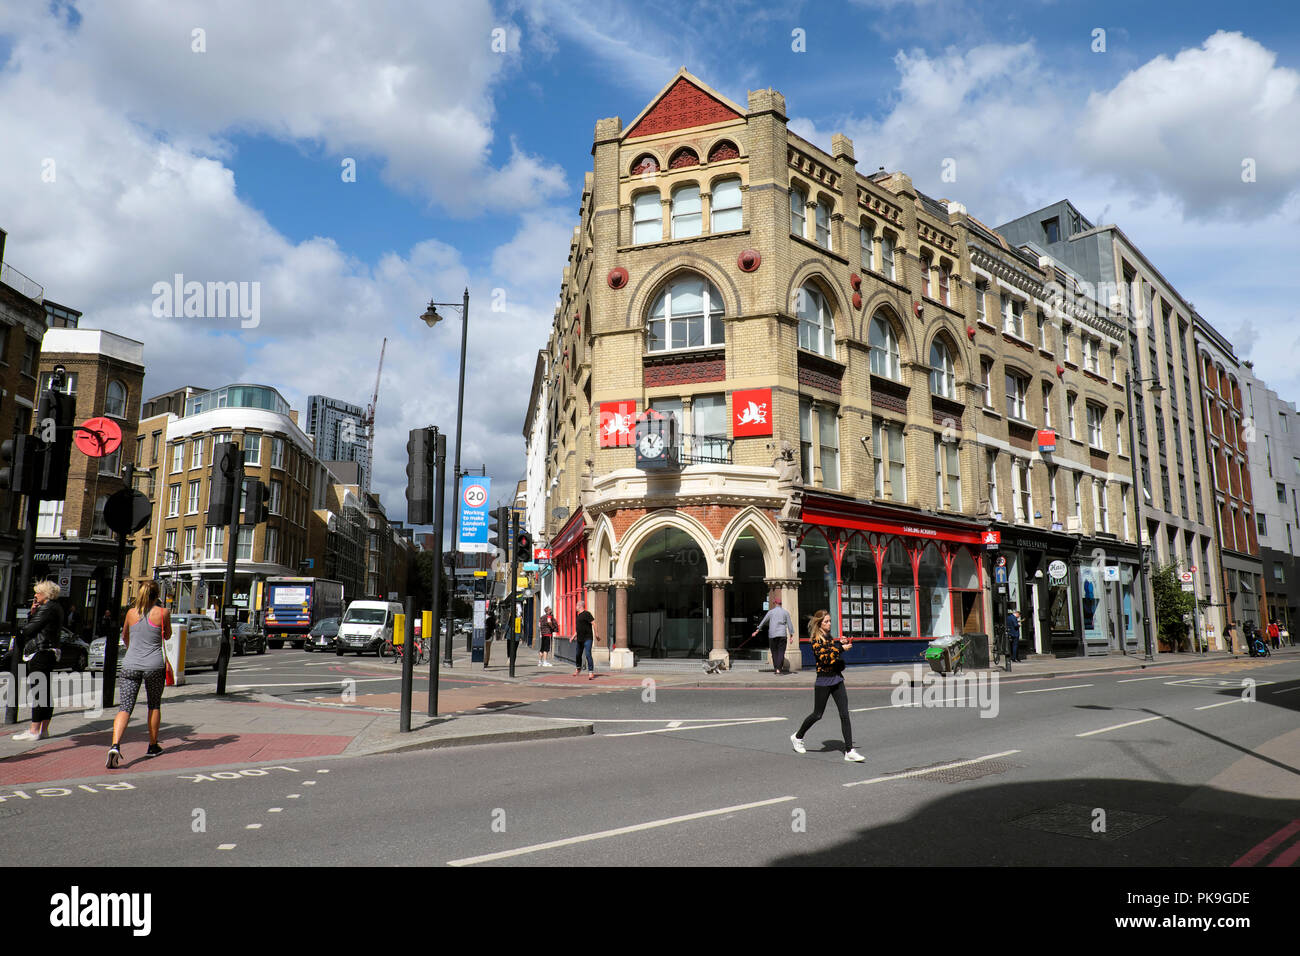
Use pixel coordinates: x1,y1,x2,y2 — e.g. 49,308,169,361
731,388,773,437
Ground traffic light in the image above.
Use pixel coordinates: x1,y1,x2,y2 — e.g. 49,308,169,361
207,441,239,525
405,427,432,525
243,479,271,525
489,505,509,556
0,434,41,495
35,385,75,499
516,530,532,562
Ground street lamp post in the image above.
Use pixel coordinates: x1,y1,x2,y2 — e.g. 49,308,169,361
1125,369,1163,662
420,289,469,666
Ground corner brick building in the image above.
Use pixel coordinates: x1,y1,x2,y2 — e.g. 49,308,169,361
532,71,1149,669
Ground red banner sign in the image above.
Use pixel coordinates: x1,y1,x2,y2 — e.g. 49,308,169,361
598,401,637,447
732,388,772,437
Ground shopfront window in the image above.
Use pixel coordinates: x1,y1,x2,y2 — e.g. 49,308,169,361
879,538,914,638
1047,562,1074,632
798,529,837,638
951,547,982,634
840,537,876,638
1121,565,1138,645
1079,565,1106,644
629,527,709,658
917,544,951,639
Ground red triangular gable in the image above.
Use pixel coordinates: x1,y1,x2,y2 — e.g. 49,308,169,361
625,77,742,139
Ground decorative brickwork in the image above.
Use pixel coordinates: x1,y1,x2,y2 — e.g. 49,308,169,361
644,358,726,387
708,141,739,162
669,148,700,168
798,366,842,395
626,79,742,139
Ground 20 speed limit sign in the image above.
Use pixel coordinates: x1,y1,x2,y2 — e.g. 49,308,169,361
463,483,488,509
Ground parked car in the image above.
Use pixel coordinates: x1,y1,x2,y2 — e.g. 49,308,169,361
1,628,90,671
233,622,266,656
304,617,340,653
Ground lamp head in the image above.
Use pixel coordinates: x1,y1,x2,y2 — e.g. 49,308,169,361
420,301,442,327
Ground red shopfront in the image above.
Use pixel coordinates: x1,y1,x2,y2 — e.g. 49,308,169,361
798,495,989,665
550,510,588,639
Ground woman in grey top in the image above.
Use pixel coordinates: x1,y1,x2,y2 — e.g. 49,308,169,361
106,581,171,768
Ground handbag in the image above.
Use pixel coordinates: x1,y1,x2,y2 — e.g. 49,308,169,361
21,638,39,662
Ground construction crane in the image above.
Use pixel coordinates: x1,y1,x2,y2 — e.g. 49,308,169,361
361,337,386,494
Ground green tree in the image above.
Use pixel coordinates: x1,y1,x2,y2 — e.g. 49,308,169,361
1151,563,1195,652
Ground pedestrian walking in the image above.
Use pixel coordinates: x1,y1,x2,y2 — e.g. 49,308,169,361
752,595,794,675
538,605,558,667
572,599,596,680
11,581,66,742
97,609,116,640
1006,609,1021,663
790,610,865,762
1268,620,1280,650
483,605,497,668
106,581,171,768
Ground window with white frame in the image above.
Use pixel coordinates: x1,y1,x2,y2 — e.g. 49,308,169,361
648,276,725,352
184,527,196,561
1072,473,1083,522
187,480,200,514
1115,411,1124,455
1084,336,1100,374
1111,346,1120,383
671,184,702,239
710,178,742,232
939,263,951,306
1038,314,1048,350
987,450,999,514
930,340,955,399
981,358,994,408
819,404,840,489
1063,324,1072,363
1005,371,1028,421
1095,479,1109,533
881,233,896,280
632,191,661,244
921,255,933,298
860,224,875,272
171,443,183,474
165,528,176,558
36,500,64,536
1087,403,1105,449
934,436,961,511
271,437,284,469
798,285,836,359
814,199,831,249
188,438,201,470
789,185,806,238
1042,382,1053,428
868,313,898,379
975,280,987,323
1048,466,1059,524
243,433,261,466
1067,392,1078,439
105,380,127,418
99,447,121,476
168,483,181,517
1012,458,1033,523
264,526,278,564
270,480,283,515
92,496,109,536
236,531,254,561
1121,486,1130,539
204,525,224,561
1001,294,1024,338
874,418,906,500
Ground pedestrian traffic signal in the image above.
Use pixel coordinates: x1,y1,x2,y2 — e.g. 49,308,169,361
207,441,239,525
405,427,432,525
243,478,271,525
35,384,75,500
516,530,532,562
0,434,41,495
489,505,509,555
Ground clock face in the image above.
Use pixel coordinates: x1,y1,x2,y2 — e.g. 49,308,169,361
638,432,664,458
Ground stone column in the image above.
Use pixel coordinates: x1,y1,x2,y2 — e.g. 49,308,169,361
808,398,822,488
660,197,672,243
590,582,611,666
766,577,803,671
609,578,634,669
706,577,730,665
681,395,694,463
699,189,712,238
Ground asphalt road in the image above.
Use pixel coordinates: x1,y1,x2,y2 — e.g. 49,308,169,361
5,654,1298,868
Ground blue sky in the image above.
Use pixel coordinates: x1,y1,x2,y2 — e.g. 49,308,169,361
1,0,1298,527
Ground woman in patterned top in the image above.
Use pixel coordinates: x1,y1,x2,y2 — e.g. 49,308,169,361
790,609,865,762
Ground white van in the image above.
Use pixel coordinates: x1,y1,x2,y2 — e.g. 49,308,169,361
335,600,403,656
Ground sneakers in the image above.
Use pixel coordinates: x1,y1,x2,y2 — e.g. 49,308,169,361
106,745,122,769
845,749,866,763
11,729,46,742
146,743,164,758
790,734,806,754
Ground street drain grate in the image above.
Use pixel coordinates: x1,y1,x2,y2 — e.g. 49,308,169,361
1010,803,1165,842
888,757,1023,784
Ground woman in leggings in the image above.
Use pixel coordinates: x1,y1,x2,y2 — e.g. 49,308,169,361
791,609,865,762
106,581,170,768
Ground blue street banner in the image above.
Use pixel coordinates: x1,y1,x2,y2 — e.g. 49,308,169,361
458,475,491,552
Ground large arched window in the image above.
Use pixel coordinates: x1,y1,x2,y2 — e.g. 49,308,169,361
671,184,702,239
797,283,835,358
869,313,900,379
929,340,955,398
647,276,725,352
105,380,128,418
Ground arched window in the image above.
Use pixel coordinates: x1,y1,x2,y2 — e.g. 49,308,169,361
929,340,954,398
671,184,702,239
869,313,900,379
631,154,658,175
105,380,128,418
789,184,806,238
707,141,739,163
711,177,742,232
633,191,661,244
797,284,835,358
647,276,724,352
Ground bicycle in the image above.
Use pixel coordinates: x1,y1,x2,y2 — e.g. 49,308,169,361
384,635,426,665
991,629,1012,672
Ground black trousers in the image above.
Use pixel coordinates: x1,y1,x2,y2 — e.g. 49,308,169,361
769,635,787,672
797,681,852,750
25,649,57,723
